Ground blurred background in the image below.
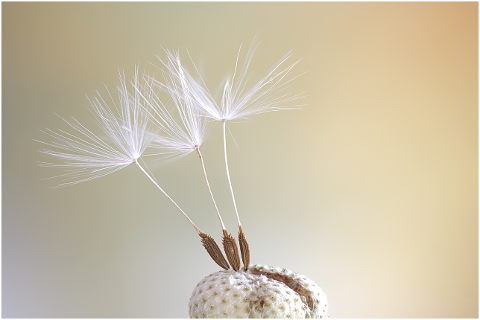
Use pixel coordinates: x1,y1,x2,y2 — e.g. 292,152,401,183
2,2,478,318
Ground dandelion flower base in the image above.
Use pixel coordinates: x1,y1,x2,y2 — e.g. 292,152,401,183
189,264,328,318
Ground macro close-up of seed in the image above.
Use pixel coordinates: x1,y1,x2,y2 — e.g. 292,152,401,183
5,2,474,318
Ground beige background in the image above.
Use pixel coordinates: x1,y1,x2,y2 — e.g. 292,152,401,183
3,2,478,318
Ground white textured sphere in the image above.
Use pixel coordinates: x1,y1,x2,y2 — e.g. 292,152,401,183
189,264,328,318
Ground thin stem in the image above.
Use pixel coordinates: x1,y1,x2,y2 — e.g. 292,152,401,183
195,147,226,230
223,121,241,226
136,160,231,270
134,160,201,234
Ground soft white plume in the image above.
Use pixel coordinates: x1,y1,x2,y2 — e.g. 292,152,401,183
158,35,306,122
140,49,209,159
37,67,155,187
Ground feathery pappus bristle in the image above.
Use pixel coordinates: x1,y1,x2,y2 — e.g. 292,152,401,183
36,67,154,188
140,49,208,160
162,35,306,123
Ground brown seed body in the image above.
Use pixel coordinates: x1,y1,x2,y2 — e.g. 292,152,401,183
238,225,250,271
199,232,230,270
222,229,241,271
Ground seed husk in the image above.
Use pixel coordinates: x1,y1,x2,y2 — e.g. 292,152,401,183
199,232,230,270
238,225,250,271
222,229,241,271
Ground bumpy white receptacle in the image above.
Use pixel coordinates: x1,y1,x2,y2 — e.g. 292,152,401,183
189,264,328,318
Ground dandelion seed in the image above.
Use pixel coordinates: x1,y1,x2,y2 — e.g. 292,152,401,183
37,67,229,270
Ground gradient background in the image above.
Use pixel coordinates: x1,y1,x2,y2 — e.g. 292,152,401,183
3,2,478,318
